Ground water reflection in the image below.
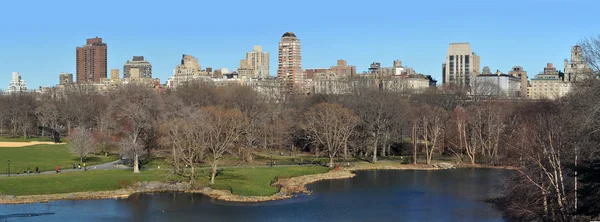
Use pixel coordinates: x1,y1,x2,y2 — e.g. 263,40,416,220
0,169,509,222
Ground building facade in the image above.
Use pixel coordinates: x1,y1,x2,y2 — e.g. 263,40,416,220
110,69,120,80
76,37,107,83
238,46,269,79
123,56,152,78
166,54,208,88
442,43,480,87
330,59,356,79
277,32,303,92
528,63,570,100
507,66,528,97
59,72,74,86
473,71,521,98
6,72,28,94
564,45,593,82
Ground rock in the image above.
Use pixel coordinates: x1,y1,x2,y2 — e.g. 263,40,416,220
432,162,456,169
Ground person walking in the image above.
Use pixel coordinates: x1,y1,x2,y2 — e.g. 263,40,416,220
55,165,59,173
35,166,39,174
83,162,86,171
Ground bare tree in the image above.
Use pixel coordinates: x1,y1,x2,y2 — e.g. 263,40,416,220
304,103,359,167
419,105,446,165
579,35,600,74
107,84,162,173
160,111,205,181
201,106,246,184
68,127,97,163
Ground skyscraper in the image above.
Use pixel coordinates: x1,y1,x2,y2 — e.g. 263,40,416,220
123,56,152,78
76,37,107,83
277,32,302,92
238,46,269,79
442,43,480,87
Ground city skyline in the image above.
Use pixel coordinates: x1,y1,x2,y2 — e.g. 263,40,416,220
0,0,598,89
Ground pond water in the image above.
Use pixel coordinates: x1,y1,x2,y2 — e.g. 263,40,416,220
0,169,510,222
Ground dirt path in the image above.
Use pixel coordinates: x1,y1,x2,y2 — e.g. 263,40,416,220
0,142,65,148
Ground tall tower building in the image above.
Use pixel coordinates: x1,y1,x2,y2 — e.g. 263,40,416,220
442,43,480,87
564,45,593,82
76,37,107,83
277,32,302,92
238,46,270,79
123,56,152,78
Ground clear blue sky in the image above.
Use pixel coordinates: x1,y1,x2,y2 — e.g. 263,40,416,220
0,0,598,90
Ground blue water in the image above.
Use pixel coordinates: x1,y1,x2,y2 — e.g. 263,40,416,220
0,169,509,222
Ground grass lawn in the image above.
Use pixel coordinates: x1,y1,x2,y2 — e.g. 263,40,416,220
204,166,329,196
0,170,163,196
0,144,118,174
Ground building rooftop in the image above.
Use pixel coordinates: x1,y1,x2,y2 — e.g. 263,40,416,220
282,32,296,38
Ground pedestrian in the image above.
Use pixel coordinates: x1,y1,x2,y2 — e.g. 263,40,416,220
83,162,86,171
35,166,39,173
55,165,59,173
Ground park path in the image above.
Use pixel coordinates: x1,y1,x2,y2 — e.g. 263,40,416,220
0,160,131,177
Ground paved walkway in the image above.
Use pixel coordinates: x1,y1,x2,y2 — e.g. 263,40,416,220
0,160,131,177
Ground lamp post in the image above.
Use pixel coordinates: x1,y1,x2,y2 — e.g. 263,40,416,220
7,160,10,177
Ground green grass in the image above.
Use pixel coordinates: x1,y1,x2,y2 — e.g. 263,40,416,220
204,166,330,196
0,136,55,142
0,170,164,196
0,144,118,174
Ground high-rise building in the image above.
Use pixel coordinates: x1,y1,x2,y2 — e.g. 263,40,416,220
507,66,528,97
277,32,302,92
123,56,152,78
564,45,593,82
6,72,28,94
76,37,107,83
442,43,480,87
59,72,74,85
238,46,269,79
330,59,356,79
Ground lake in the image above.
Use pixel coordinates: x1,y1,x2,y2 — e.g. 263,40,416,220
0,169,510,222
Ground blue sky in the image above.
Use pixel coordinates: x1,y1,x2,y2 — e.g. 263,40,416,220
0,0,598,89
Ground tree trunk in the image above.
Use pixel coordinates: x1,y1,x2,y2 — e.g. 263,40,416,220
210,163,217,184
190,166,195,181
133,153,140,173
372,136,378,163
329,156,334,168
80,156,83,164
412,123,417,164
343,143,348,161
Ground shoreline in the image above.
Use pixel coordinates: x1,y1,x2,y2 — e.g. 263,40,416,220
0,162,513,205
